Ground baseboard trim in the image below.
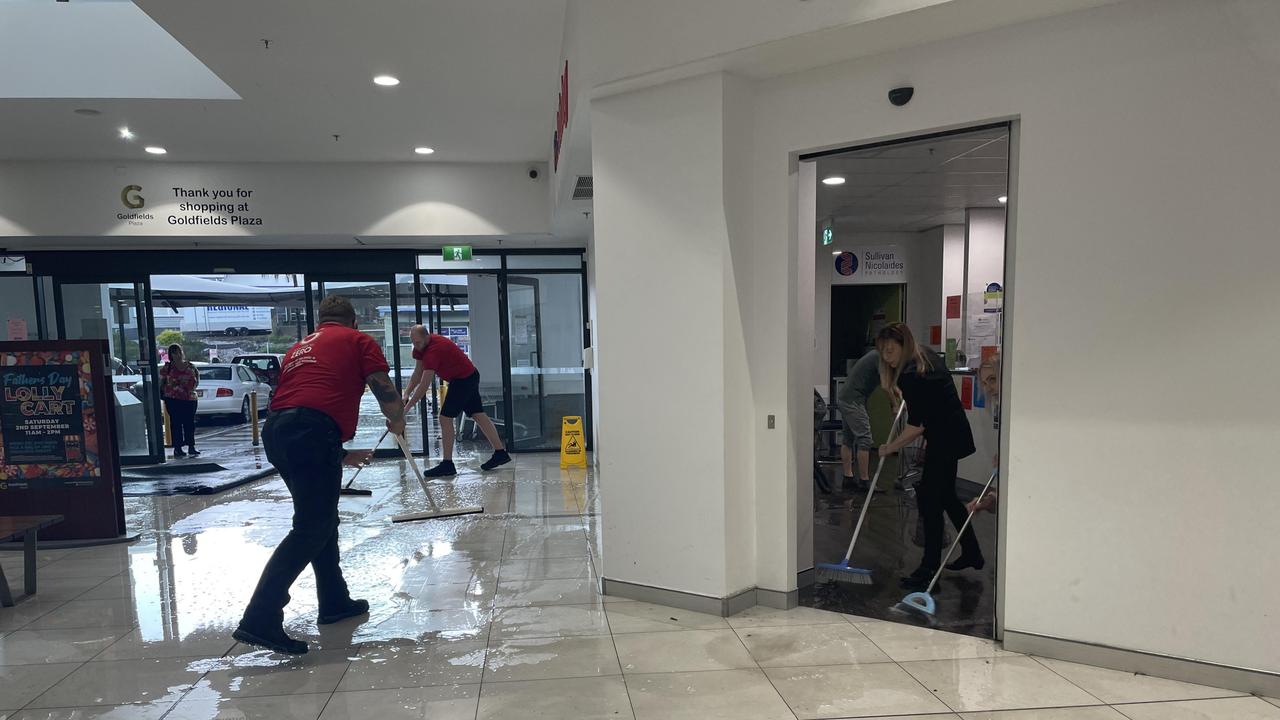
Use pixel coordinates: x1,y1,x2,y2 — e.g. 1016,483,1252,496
1003,630,1280,697
601,578,798,617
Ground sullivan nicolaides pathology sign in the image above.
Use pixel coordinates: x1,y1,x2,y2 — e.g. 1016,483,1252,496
833,245,908,284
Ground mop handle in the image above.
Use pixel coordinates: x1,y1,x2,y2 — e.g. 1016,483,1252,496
840,401,909,564
344,428,390,487
924,467,999,595
393,433,441,512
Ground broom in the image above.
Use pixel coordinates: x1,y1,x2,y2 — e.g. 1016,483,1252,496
891,468,999,623
815,401,908,585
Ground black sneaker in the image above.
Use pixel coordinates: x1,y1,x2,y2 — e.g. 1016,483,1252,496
187,448,200,457
173,449,187,458
481,450,511,471
946,554,986,572
318,599,369,625
423,460,457,478
233,624,308,655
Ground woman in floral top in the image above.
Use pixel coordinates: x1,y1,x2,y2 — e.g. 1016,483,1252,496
159,344,200,457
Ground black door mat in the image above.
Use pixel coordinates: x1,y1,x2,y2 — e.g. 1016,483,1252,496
120,467,276,496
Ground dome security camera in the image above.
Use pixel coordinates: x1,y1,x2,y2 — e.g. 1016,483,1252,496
528,168,540,180
888,86,914,107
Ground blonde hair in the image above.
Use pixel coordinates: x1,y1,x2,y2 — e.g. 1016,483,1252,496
875,322,931,396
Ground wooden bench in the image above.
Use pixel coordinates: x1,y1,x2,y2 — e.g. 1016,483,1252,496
0,515,65,607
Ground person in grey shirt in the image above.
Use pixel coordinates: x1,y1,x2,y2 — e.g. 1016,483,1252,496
837,349,880,492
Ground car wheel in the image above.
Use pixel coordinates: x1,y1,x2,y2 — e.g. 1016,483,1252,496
239,396,250,423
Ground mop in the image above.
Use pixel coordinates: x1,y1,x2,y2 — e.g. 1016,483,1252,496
389,433,484,522
815,402,908,585
339,428,388,497
891,468,999,623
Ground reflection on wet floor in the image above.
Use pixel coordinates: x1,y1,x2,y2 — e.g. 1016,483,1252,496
1,455,1257,719
805,477,999,638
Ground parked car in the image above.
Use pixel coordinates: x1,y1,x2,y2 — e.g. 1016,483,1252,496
232,353,283,390
193,363,267,422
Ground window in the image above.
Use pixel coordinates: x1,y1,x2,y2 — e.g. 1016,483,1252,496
199,367,232,381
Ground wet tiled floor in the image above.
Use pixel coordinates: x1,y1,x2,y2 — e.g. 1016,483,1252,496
2,454,1274,719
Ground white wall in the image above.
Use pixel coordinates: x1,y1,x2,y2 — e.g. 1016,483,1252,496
745,0,1280,674
592,74,734,597
906,228,944,349
941,223,966,344
966,208,1005,298
0,161,550,239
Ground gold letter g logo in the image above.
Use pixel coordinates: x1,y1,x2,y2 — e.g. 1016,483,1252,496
122,185,144,209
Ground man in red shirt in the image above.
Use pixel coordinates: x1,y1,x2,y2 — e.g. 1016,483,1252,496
234,296,406,655
403,324,509,476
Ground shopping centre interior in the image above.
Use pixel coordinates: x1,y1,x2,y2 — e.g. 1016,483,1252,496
2,1,1279,719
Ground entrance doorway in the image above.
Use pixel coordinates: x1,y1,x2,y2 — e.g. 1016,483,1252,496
26,249,591,468
54,278,163,464
804,123,1011,638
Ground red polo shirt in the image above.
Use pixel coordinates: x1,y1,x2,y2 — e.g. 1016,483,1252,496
269,322,390,440
412,333,476,381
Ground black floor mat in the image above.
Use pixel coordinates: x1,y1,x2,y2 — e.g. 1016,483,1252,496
120,468,276,496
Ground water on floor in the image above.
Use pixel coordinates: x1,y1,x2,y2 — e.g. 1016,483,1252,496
0,455,1262,719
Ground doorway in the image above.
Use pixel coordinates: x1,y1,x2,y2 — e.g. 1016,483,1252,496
803,123,1011,638
54,278,163,464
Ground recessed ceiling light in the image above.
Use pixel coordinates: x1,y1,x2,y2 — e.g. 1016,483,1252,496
119,127,134,140
74,108,101,117
144,146,167,155
822,176,846,186
373,75,400,87
832,250,843,255
414,147,435,155
998,195,1008,204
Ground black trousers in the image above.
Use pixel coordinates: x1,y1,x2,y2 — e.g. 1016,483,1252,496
164,398,197,451
916,450,982,570
241,408,351,628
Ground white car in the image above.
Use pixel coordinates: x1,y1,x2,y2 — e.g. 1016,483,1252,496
193,363,267,422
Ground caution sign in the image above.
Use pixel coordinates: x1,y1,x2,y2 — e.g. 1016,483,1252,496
560,416,587,468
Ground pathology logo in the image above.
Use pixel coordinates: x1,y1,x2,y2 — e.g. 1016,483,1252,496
835,252,858,276
116,184,154,224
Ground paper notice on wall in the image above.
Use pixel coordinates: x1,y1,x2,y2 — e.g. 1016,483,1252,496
7,318,28,341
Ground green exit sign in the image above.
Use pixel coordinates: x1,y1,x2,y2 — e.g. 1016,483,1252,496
442,245,473,261
822,226,834,246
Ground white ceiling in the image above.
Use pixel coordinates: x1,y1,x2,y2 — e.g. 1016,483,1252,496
814,127,1008,233
0,0,567,163
0,0,236,100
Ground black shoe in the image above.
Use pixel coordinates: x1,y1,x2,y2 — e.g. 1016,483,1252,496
946,554,986,572
173,449,187,458
481,449,511,472
318,599,369,625
187,448,200,457
423,460,457,478
233,624,308,655
899,565,938,591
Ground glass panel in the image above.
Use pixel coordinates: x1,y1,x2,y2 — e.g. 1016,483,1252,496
308,279,401,451
417,274,504,457
59,282,158,461
505,254,583,270
416,254,501,271
506,274,586,451
0,275,37,341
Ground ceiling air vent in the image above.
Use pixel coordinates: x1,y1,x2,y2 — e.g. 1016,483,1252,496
572,176,593,200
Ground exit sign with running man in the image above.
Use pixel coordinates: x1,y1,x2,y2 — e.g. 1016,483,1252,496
442,246,473,262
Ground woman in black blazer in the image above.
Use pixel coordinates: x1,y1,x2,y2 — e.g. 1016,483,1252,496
875,323,983,590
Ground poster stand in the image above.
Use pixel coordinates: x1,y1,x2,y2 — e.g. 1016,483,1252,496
0,340,131,544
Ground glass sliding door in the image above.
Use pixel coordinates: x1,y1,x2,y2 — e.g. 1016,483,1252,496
505,273,586,451
416,272,505,457
57,280,162,464
307,277,404,452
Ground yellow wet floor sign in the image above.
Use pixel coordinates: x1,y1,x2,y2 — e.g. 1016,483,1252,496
560,416,587,468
